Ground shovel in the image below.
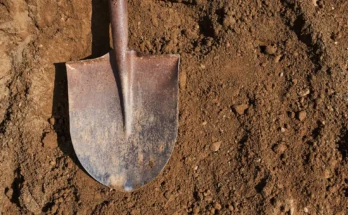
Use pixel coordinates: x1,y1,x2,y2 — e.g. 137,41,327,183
65,0,179,191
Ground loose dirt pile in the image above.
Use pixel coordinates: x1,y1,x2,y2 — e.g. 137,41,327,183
1,0,347,214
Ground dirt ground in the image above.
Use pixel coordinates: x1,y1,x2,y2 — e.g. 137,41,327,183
1,0,348,214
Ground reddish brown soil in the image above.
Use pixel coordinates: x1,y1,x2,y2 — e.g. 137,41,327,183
1,0,348,214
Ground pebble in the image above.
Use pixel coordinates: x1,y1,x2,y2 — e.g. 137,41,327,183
327,105,334,112
49,117,55,125
323,169,332,179
210,141,222,152
233,104,249,115
274,55,282,63
299,88,310,97
228,204,234,211
297,111,307,121
265,45,277,55
214,202,222,210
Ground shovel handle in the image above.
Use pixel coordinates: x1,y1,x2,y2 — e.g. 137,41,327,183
109,0,132,134
109,0,128,70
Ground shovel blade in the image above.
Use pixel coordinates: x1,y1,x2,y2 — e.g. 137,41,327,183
66,51,179,191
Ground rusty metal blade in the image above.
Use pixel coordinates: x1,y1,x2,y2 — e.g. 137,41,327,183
66,51,179,191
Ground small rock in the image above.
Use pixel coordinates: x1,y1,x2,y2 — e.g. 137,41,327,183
327,105,334,112
233,104,249,115
210,141,222,152
202,121,207,126
304,207,309,213
228,204,234,211
312,0,318,6
42,132,58,149
214,202,222,210
297,111,307,121
299,88,310,97
49,117,55,125
265,45,277,55
274,55,282,63
193,206,200,214
323,169,332,179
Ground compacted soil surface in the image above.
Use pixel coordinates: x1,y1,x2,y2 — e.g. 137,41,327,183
1,0,348,214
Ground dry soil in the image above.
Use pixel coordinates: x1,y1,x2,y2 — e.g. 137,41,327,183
0,0,348,214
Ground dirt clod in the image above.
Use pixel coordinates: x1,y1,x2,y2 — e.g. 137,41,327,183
179,71,187,90
1,0,348,214
274,143,287,154
193,205,200,214
42,132,58,149
233,104,249,115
